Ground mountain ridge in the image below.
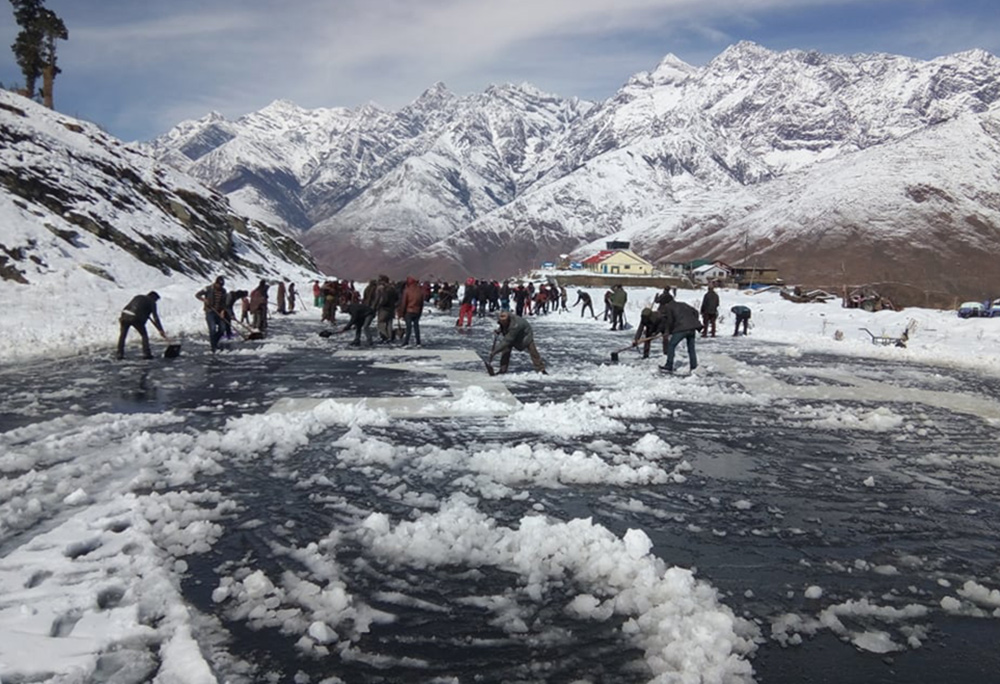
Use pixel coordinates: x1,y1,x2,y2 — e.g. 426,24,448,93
147,42,1000,298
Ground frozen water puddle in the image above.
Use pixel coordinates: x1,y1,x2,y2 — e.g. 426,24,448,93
712,353,1000,423
267,348,521,417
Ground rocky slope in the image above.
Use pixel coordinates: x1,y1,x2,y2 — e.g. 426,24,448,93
0,91,317,290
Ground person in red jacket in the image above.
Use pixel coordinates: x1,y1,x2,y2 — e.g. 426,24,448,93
397,276,425,347
456,277,476,328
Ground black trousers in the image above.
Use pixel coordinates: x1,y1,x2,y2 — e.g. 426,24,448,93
117,313,151,358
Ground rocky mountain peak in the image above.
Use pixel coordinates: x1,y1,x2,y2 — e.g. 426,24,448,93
146,44,1000,297
649,53,697,84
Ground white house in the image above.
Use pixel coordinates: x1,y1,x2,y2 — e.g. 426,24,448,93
691,262,730,284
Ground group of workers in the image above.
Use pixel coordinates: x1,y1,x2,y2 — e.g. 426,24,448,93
114,277,753,375
630,284,754,372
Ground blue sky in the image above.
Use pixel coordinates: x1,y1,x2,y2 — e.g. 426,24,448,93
1,0,997,141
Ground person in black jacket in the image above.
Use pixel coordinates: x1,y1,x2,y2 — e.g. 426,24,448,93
574,290,595,319
116,291,167,359
700,284,720,338
340,301,376,346
513,284,528,317
632,308,665,359
661,299,701,373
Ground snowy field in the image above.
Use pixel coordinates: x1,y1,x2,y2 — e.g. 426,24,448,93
2,281,1000,683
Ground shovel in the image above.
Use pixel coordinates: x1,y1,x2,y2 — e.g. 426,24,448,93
163,337,182,359
220,309,265,340
296,293,310,312
610,333,663,363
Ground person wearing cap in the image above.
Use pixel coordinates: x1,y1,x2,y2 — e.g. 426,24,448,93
489,311,547,374
196,275,228,352
116,291,167,360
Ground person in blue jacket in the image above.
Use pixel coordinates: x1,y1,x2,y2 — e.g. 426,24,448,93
731,305,752,336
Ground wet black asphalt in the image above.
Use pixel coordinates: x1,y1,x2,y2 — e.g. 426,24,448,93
2,308,1000,683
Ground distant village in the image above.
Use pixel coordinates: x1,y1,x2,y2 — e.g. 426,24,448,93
540,241,781,289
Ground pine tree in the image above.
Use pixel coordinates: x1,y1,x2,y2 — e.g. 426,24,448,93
9,0,44,98
8,0,67,108
38,7,67,108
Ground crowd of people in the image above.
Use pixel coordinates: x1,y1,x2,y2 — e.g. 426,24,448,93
115,275,754,374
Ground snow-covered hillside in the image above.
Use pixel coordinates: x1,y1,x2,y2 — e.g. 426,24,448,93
0,90,322,363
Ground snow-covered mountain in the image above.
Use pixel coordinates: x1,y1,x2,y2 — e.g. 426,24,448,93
148,42,1000,296
0,90,317,292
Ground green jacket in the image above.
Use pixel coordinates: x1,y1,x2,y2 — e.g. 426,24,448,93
495,314,534,353
610,288,628,308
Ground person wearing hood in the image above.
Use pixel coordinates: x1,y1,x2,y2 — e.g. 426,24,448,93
489,311,547,374
116,291,167,359
398,276,425,347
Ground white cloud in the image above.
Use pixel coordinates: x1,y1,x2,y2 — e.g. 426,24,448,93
3,0,995,140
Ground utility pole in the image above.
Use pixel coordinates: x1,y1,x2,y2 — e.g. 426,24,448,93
741,231,749,288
